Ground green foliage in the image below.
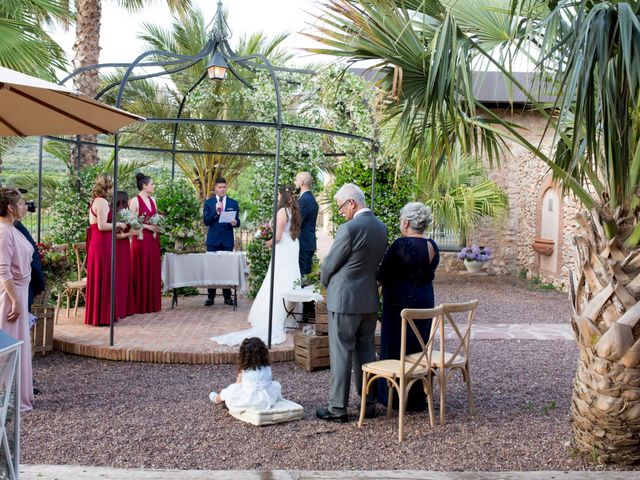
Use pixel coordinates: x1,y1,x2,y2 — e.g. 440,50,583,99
48,166,100,244
0,0,70,80
154,176,203,252
328,158,416,242
246,238,272,299
527,276,559,292
419,150,508,240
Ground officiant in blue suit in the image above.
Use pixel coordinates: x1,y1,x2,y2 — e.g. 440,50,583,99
203,177,240,306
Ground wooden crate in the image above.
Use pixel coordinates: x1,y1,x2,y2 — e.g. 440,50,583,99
294,333,330,371
31,305,55,355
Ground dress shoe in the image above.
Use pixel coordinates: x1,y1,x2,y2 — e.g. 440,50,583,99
204,298,215,306
316,407,348,423
223,298,235,306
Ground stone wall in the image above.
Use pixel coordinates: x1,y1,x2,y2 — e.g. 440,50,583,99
467,108,583,289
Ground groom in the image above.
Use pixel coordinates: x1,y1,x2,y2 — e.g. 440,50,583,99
203,177,240,306
316,184,387,422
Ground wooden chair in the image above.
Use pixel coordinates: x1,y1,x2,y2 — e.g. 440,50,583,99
358,305,444,442
408,299,478,425
55,242,87,323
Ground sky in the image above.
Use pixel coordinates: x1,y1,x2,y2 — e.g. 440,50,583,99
48,0,334,77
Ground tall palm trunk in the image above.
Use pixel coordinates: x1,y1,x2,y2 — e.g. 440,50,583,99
569,208,640,464
71,0,101,167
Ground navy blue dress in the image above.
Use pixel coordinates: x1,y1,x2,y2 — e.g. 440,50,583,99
376,237,439,411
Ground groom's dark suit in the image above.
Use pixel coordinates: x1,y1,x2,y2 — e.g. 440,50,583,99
320,209,387,416
297,190,319,276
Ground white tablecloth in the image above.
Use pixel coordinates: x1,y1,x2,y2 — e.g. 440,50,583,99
161,252,249,293
281,286,324,303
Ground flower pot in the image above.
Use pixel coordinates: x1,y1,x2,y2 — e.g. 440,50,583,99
464,259,484,273
532,237,554,256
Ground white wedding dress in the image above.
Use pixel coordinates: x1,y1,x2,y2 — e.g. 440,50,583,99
211,209,301,346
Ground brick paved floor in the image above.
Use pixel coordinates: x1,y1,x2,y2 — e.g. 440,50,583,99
53,294,295,364
53,288,573,365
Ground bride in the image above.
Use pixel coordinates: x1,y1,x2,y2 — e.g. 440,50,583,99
211,185,301,346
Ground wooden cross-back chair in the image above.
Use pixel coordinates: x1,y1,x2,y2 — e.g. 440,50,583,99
408,299,478,425
358,305,444,442
55,242,87,323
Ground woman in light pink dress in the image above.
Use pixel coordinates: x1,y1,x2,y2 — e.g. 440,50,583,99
0,187,34,413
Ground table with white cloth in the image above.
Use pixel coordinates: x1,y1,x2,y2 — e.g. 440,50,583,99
281,286,324,325
161,252,248,309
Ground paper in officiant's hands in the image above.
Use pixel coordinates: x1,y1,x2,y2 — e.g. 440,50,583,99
219,210,237,223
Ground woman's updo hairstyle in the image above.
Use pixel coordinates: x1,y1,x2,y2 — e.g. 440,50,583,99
136,172,152,191
91,173,114,200
0,187,22,217
400,202,432,233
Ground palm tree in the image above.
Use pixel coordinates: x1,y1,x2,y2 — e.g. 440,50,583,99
70,0,191,166
100,8,292,199
420,149,507,243
311,0,640,464
0,0,69,79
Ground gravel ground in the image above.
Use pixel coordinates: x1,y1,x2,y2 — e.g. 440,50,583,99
435,272,571,324
23,339,635,471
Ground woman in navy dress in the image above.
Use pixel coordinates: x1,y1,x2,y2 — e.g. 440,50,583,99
377,202,439,411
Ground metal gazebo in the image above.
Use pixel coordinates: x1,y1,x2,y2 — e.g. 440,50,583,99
38,0,378,348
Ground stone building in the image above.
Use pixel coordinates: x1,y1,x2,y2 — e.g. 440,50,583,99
466,108,582,290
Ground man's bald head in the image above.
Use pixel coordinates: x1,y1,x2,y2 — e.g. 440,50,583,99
295,172,313,190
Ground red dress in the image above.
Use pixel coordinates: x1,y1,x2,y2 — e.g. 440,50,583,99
116,230,135,319
131,195,162,313
85,200,114,326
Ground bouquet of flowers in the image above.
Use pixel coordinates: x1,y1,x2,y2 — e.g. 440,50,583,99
457,245,492,263
254,221,273,242
139,213,164,239
147,213,165,239
117,208,143,239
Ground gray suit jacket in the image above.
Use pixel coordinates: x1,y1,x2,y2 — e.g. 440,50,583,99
321,210,388,314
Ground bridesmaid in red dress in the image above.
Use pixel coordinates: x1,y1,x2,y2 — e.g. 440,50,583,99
85,174,126,326
129,172,162,314
115,191,138,319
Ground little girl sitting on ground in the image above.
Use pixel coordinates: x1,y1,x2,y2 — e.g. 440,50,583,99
210,337,282,412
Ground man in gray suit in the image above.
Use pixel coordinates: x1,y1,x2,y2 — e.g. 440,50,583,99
316,184,388,422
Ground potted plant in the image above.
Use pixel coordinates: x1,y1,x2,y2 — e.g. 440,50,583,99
457,245,492,273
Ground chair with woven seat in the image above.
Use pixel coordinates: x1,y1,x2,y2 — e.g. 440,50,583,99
407,299,478,425
358,305,444,442
55,242,87,323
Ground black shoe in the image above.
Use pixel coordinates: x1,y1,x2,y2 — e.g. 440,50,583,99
316,407,348,423
223,298,235,306
33,387,41,396
365,406,377,419
204,298,215,306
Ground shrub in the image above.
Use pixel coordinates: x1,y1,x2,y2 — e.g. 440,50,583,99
154,177,203,252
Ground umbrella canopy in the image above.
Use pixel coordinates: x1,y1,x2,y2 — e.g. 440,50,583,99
0,66,142,137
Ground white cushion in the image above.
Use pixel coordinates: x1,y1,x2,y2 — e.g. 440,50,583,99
229,398,304,426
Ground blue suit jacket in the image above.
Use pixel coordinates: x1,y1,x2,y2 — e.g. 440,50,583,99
203,196,240,250
298,191,319,252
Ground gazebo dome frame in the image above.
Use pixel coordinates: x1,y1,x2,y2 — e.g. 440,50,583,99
38,0,378,349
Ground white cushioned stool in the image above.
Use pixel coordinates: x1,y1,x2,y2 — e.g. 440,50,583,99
229,398,304,426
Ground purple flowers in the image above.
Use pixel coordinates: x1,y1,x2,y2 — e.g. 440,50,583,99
458,245,492,263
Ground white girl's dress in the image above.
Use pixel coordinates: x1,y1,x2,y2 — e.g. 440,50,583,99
211,208,300,346
220,366,282,413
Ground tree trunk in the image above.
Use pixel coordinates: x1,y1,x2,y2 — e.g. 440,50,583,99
71,0,101,167
569,209,640,464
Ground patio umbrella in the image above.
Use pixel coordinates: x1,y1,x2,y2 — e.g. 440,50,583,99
0,66,142,136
